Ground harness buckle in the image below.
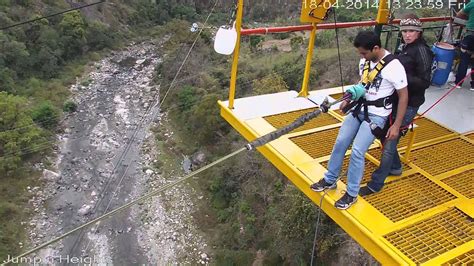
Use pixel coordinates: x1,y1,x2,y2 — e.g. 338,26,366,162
383,97,391,109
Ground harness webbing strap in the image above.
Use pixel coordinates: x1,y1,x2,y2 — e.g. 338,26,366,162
352,54,397,123
361,57,390,85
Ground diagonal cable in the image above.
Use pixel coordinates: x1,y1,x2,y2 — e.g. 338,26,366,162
1,1,106,31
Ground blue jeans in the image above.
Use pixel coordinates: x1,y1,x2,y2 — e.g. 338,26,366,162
323,112,387,197
367,106,419,192
455,35,474,87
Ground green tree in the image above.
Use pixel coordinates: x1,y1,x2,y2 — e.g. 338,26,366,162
0,32,30,77
0,11,13,27
0,68,16,93
36,25,62,52
129,0,175,25
315,30,336,48
31,25,63,78
156,0,172,24
290,36,304,51
31,101,61,130
200,28,212,45
273,55,305,91
177,85,197,112
189,93,228,144
63,100,77,113
35,47,61,78
0,92,45,174
59,11,86,59
264,185,342,263
249,35,264,52
86,21,114,51
23,18,49,45
171,5,197,20
17,0,32,7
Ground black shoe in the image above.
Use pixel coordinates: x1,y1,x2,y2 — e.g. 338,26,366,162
359,186,378,196
335,192,358,210
310,178,336,192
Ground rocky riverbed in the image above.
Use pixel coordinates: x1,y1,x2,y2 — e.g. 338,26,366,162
26,41,209,264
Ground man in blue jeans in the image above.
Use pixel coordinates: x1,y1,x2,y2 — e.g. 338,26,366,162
360,15,434,196
310,31,408,209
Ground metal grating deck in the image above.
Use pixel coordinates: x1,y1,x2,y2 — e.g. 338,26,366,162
363,173,456,222
290,128,340,159
409,138,474,176
441,169,474,199
219,86,474,265
398,117,454,147
263,108,340,133
367,147,411,170
442,250,474,266
384,208,473,264
333,109,345,116
320,155,379,185
368,147,383,160
466,133,474,141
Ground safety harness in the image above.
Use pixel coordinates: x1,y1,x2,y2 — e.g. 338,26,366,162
342,54,397,120
342,54,398,140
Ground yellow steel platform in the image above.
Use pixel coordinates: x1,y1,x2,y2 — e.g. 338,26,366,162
218,87,474,265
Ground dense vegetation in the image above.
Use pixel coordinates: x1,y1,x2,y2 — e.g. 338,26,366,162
0,0,447,263
0,0,147,257
0,2,118,176
0,0,231,258
0,1,115,256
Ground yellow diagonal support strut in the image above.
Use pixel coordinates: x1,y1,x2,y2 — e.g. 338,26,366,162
228,0,244,109
299,23,317,98
299,0,338,97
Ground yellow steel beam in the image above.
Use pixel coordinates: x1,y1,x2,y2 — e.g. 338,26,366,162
299,23,317,97
375,198,466,235
434,164,474,181
228,0,244,109
295,161,397,235
457,198,474,218
376,0,390,24
407,162,469,200
421,241,474,266
328,109,346,122
461,133,474,144
398,133,459,152
403,128,416,163
282,122,341,139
